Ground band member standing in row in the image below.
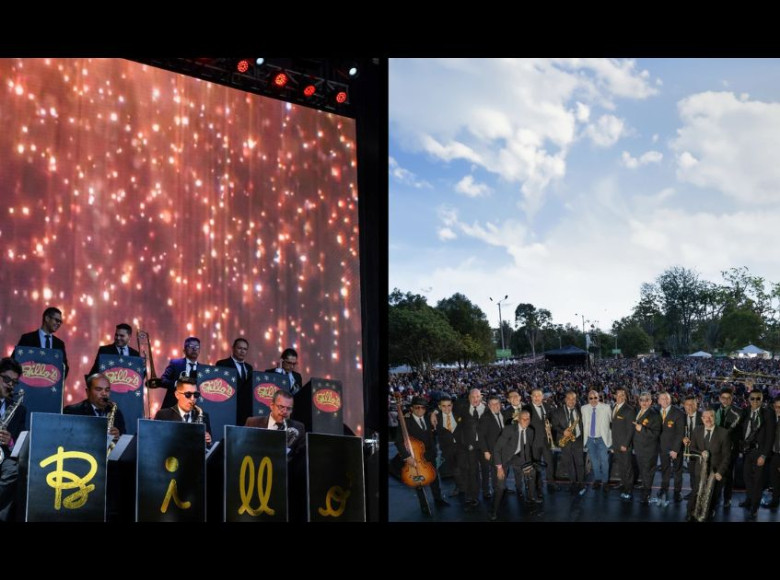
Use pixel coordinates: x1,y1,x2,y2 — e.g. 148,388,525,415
88,323,140,377
504,390,523,425
267,348,303,395
633,392,661,505
686,408,730,522
581,389,612,492
478,395,505,501
432,395,462,492
17,307,69,379
553,391,585,495
455,388,489,508
611,386,636,501
764,396,780,510
714,387,741,507
159,337,202,410
395,396,449,515
657,392,685,504
0,358,27,522
216,337,254,427
64,373,126,440
155,375,212,447
739,389,775,519
490,409,540,521
681,394,702,500
525,388,557,495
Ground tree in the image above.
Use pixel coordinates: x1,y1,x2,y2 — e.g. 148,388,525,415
514,303,552,360
655,266,706,354
617,325,653,358
436,293,494,367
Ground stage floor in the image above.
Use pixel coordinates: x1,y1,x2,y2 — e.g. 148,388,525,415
388,444,779,523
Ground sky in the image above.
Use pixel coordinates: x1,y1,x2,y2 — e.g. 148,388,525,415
389,58,780,335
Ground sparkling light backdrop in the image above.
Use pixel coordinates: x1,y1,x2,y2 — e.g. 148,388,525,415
0,58,363,433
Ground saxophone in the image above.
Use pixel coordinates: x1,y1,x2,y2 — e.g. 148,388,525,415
558,413,580,448
106,401,118,458
194,404,204,424
693,450,717,522
0,389,25,464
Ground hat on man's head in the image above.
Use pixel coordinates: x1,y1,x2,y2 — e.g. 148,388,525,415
411,396,428,407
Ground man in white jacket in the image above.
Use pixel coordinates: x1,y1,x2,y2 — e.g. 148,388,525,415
581,389,613,492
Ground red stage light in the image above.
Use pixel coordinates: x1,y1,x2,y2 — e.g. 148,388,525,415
335,91,348,104
273,72,288,88
303,84,316,97
236,59,250,73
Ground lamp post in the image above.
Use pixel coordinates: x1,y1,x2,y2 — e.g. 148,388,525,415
575,313,587,349
490,295,509,351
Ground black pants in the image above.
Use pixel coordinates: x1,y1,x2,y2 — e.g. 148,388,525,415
769,453,780,503
635,448,657,498
534,444,554,492
560,439,584,486
722,449,739,502
659,450,683,495
0,459,18,522
492,456,537,515
462,447,482,502
614,447,634,494
743,449,766,510
478,451,491,496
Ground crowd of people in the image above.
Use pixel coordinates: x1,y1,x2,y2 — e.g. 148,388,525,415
390,356,780,521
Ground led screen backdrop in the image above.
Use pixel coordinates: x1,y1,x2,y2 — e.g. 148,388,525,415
0,58,363,434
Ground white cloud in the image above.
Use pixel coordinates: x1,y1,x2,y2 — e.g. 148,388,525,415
390,58,657,216
438,227,457,241
585,114,625,147
671,91,780,203
455,175,491,197
621,149,663,169
389,156,431,188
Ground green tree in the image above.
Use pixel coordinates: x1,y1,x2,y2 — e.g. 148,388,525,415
514,303,552,360
436,293,494,367
617,325,653,358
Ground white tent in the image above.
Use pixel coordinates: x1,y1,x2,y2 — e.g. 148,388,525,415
736,344,770,359
688,351,712,358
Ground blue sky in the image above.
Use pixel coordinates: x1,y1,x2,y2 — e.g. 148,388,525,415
389,58,780,333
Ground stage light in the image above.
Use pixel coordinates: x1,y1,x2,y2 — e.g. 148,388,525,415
348,66,358,77
303,84,316,97
236,59,250,73
335,90,348,104
255,58,265,66
272,72,289,88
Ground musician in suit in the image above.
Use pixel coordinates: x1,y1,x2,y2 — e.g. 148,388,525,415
246,389,306,458
657,391,686,504
87,323,141,377
16,306,69,379
738,390,776,518
581,389,612,492
714,387,742,507
453,388,489,507
686,408,731,521
265,348,303,396
524,387,557,495
63,373,126,439
763,396,780,510
681,394,703,500
394,396,449,515
216,337,254,426
158,337,201,409
552,390,585,495
478,395,507,500
611,386,636,500
0,358,27,522
430,395,462,487
154,375,212,447
490,410,540,520
632,391,661,505
503,390,524,424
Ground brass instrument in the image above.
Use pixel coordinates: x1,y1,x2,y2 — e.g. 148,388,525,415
558,413,580,448
713,365,777,386
137,329,161,419
544,418,554,448
286,426,300,448
0,389,25,464
106,401,118,458
692,450,717,522
194,404,204,424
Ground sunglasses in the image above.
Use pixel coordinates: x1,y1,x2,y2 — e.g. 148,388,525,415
0,375,20,387
179,391,201,399
588,396,599,400
749,397,762,401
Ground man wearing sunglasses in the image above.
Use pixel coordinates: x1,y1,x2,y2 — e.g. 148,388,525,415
158,337,202,409
154,375,212,447
739,389,775,519
266,348,302,396
0,357,27,522
16,306,69,379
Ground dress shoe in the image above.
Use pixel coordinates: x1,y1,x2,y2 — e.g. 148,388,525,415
640,495,650,505
465,498,479,506
723,499,731,508
489,511,498,521
448,488,461,497
434,498,450,507
578,486,587,497
505,488,516,495
483,493,492,501
738,499,750,508
749,509,758,520
421,506,432,517
620,492,633,501
532,496,544,504
592,481,602,490
674,492,683,503
683,492,692,501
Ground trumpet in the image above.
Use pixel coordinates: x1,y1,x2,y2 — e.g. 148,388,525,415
137,329,161,419
544,418,554,448
713,365,777,385
0,389,25,464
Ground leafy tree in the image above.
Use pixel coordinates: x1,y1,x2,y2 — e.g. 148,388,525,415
436,293,493,367
514,303,552,359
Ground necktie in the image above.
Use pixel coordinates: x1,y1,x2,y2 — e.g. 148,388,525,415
45,334,52,349
662,408,667,422
495,413,502,429
705,429,712,449
184,412,190,423
613,404,619,419
418,417,426,430
445,413,453,432
276,422,285,430
590,407,597,437
472,406,479,419
239,363,246,382
188,362,196,377
688,416,693,433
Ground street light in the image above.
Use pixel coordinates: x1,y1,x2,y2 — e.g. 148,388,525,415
490,295,509,351
574,313,587,349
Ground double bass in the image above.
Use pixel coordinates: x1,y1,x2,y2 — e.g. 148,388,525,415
394,393,437,488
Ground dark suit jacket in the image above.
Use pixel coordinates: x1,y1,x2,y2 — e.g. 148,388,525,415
611,402,636,449
740,406,776,457
453,400,481,450
523,402,554,450
1,399,27,457
690,425,731,476
477,410,506,455
632,407,661,457
88,343,141,377
503,405,524,425
715,404,743,446
17,330,69,379
682,411,703,438
216,357,254,427
659,405,686,454
494,424,537,467
154,405,212,435
63,399,127,435
551,405,583,445
246,415,306,458
159,358,197,409
433,412,460,454
264,368,303,395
